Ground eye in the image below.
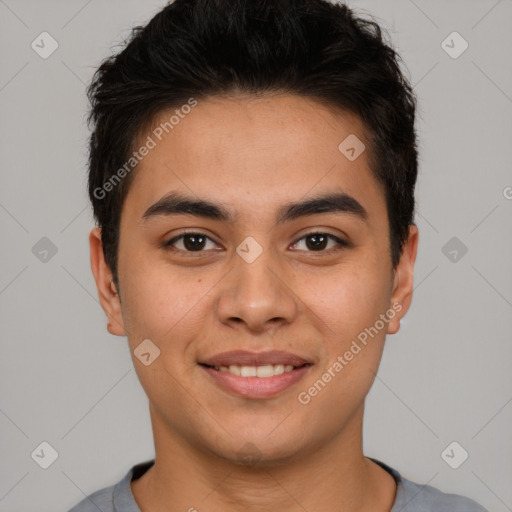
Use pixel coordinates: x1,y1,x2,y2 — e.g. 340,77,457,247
164,231,348,254
164,232,219,253
291,232,348,253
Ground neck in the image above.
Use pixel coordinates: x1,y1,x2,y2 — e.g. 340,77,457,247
131,404,396,512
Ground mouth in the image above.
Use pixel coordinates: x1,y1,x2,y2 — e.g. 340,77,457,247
198,350,313,399
200,362,310,377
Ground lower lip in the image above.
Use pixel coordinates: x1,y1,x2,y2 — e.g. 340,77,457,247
200,364,312,399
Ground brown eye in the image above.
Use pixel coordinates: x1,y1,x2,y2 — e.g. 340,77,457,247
165,233,217,252
292,232,348,252
164,231,348,254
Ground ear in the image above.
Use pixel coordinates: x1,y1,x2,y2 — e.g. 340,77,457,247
387,224,419,335
89,227,126,336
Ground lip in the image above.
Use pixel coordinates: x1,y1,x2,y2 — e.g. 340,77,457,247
200,364,312,399
199,350,310,368
198,350,313,399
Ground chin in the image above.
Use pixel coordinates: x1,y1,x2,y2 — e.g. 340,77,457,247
203,430,309,468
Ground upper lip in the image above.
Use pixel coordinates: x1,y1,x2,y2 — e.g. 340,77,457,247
199,350,311,368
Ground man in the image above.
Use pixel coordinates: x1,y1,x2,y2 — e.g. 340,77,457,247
70,0,487,510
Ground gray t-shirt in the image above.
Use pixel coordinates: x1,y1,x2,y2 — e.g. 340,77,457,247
68,458,488,511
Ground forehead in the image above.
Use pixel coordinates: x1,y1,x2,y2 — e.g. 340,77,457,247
124,93,386,225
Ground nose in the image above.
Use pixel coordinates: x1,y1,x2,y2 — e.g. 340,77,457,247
215,246,298,334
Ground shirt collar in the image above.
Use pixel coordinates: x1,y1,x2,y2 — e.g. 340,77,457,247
113,457,407,511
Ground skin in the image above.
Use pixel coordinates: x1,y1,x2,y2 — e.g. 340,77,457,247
90,93,418,512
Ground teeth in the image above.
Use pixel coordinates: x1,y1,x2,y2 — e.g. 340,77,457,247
274,364,285,375
241,365,257,377
213,364,298,378
256,365,274,378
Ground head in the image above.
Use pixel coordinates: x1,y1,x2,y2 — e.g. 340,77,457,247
88,0,419,464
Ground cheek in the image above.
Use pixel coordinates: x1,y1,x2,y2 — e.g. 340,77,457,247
298,272,390,412
301,262,391,338
119,255,214,352
119,262,208,408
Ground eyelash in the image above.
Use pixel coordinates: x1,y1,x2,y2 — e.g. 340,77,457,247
164,231,349,255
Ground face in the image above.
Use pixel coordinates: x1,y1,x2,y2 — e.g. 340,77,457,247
90,93,418,465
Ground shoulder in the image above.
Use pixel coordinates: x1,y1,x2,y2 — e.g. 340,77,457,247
399,475,488,512
368,458,488,512
67,460,154,512
67,483,116,512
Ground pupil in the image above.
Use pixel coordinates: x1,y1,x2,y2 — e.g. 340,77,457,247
184,234,205,251
307,234,327,251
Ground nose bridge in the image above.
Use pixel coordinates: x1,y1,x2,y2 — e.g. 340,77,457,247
216,240,297,330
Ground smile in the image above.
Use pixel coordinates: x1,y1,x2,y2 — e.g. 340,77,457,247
204,363,298,378
199,359,313,399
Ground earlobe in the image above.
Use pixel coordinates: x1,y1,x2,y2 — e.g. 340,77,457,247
89,227,126,337
387,224,419,335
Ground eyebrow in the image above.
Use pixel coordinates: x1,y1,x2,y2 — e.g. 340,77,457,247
142,190,368,224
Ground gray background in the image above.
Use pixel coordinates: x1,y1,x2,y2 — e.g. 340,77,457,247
0,0,511,510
